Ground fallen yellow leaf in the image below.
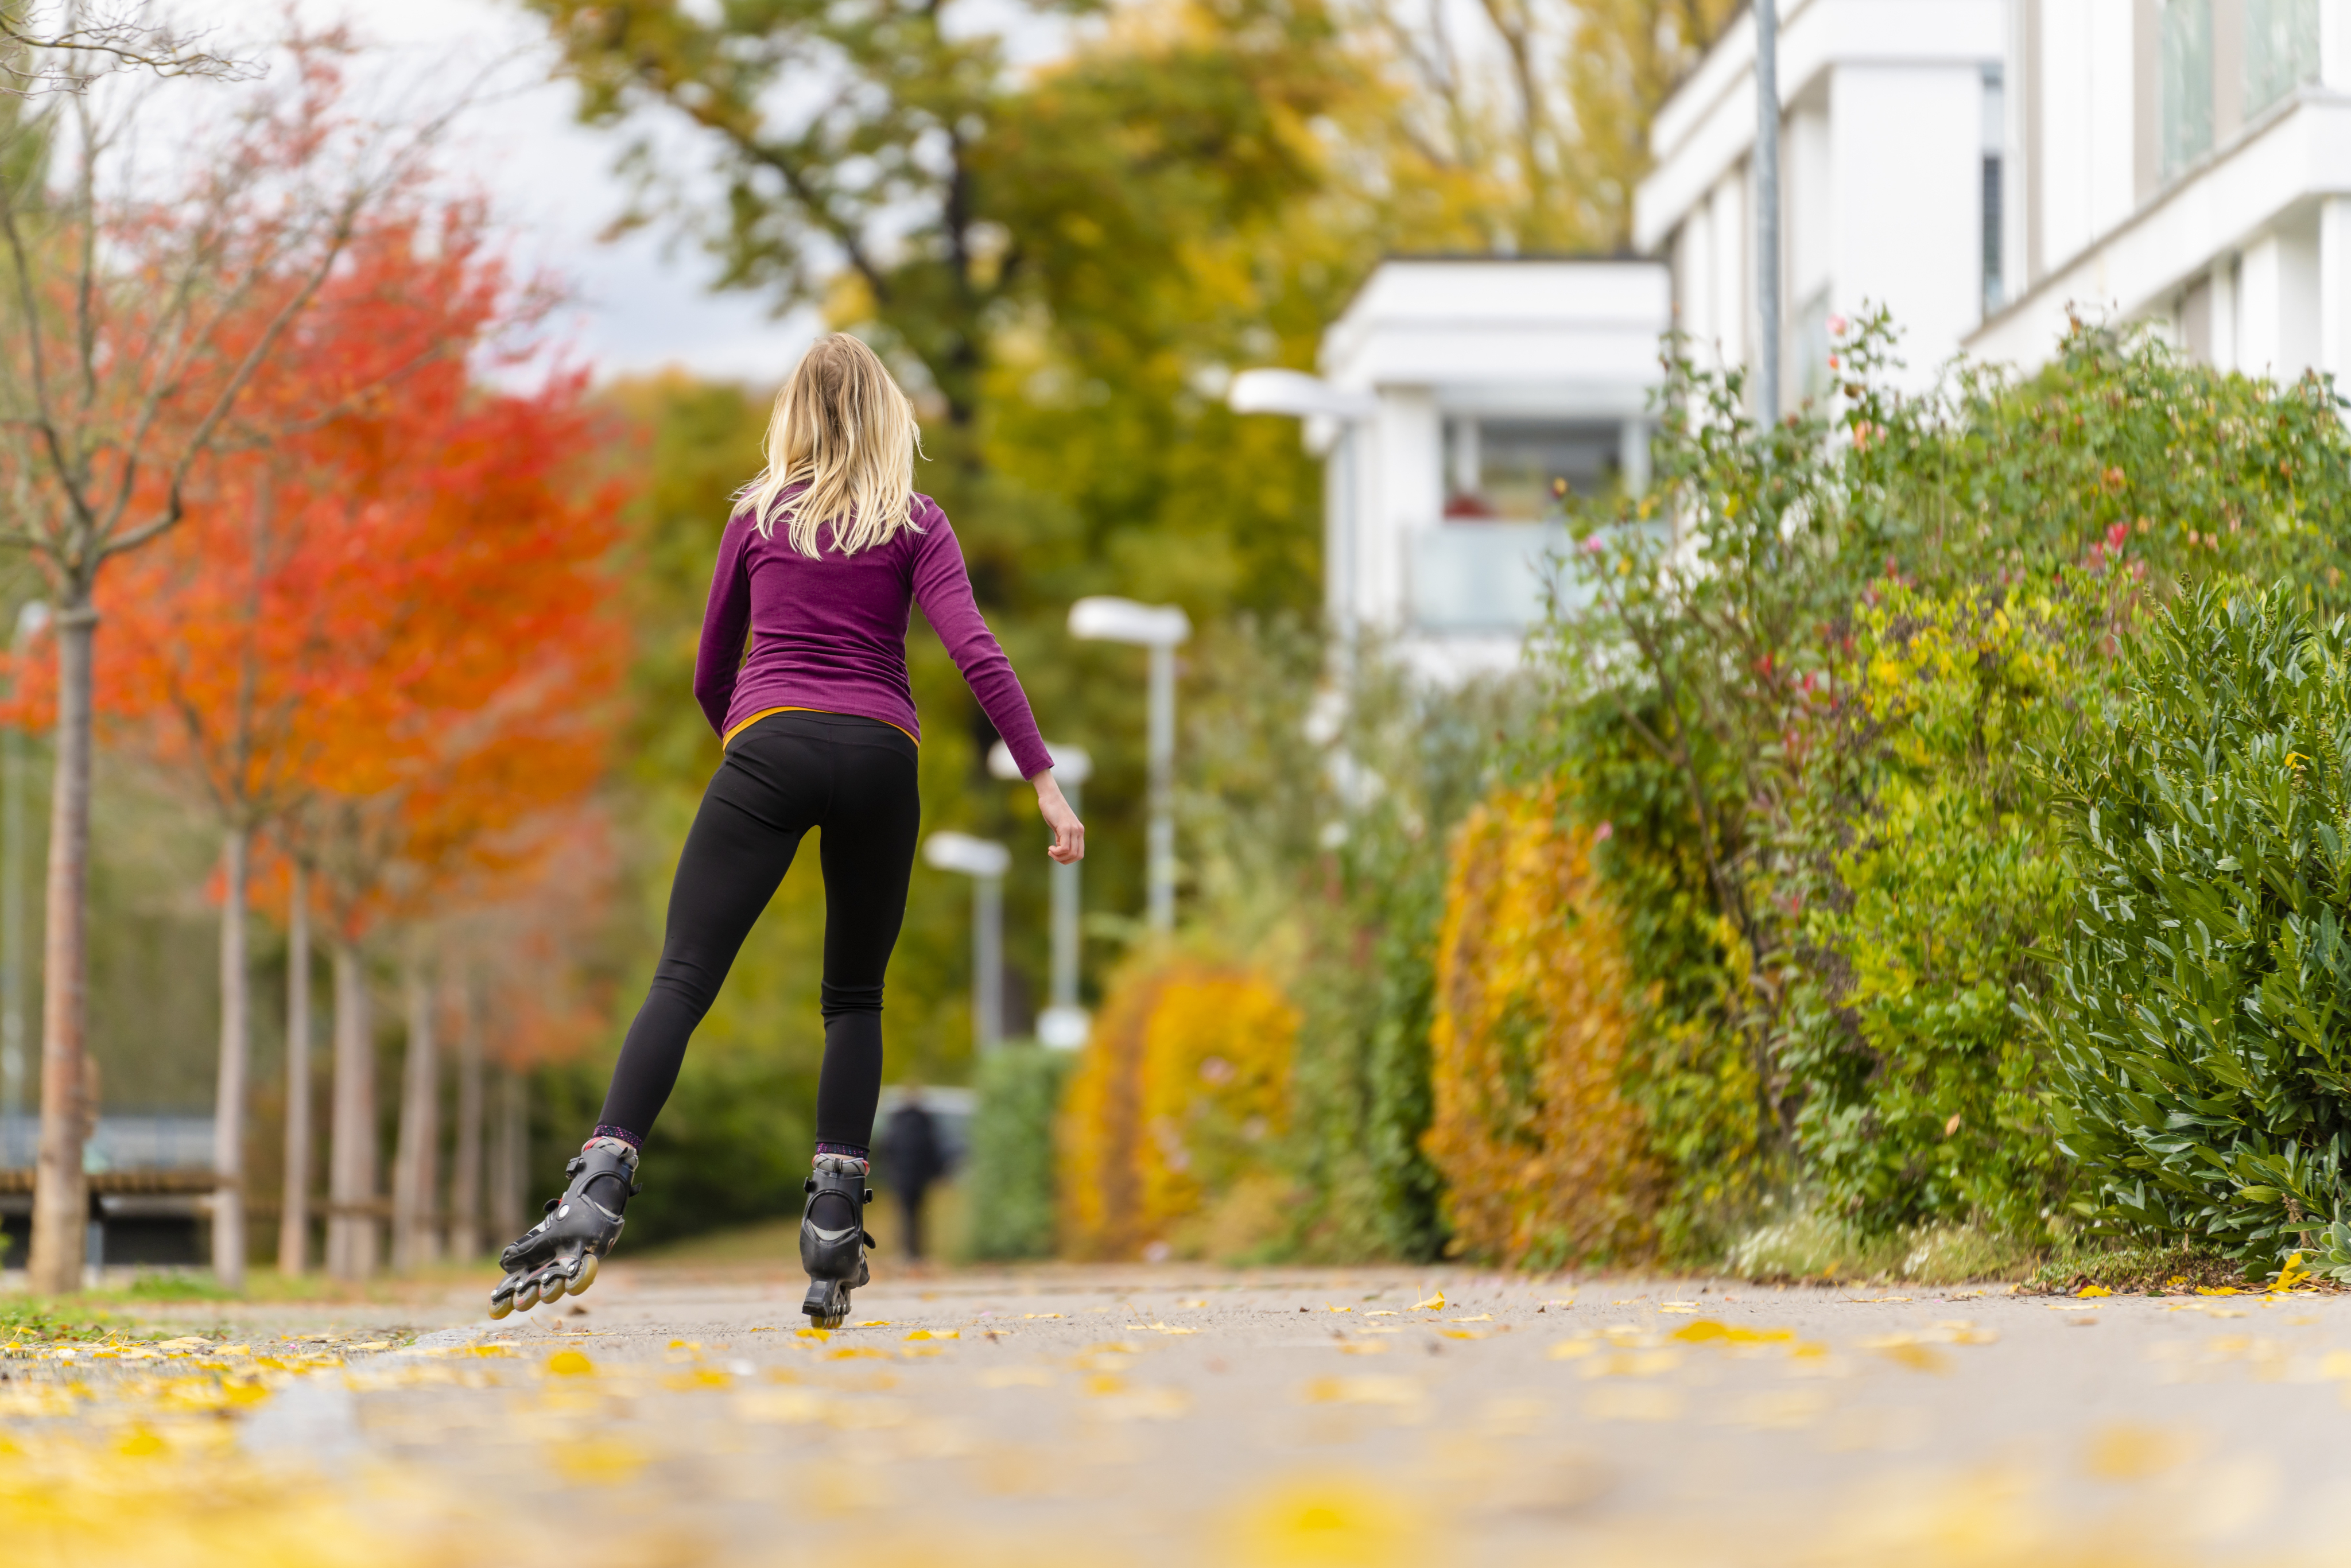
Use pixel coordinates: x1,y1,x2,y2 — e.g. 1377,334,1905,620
545,1350,595,1377
1411,1291,1444,1311
2082,1423,2191,1480
1301,1375,1422,1406
2076,1285,2112,1299
1859,1336,1953,1374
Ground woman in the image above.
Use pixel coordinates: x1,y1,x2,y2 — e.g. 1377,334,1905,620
490,335,1083,1327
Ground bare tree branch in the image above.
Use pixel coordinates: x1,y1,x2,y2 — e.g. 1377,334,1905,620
0,3,255,96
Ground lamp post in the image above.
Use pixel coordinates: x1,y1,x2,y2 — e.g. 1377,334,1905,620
924,830,1011,1054
990,740,1092,1049
1068,597,1190,935
2,600,47,1166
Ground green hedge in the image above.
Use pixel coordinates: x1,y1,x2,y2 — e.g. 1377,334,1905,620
964,1045,1076,1261
2042,585,2351,1271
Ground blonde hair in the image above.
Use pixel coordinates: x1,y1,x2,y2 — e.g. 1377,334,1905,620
738,334,924,557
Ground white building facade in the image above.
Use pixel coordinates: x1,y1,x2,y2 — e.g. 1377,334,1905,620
1636,0,2351,398
1233,258,1669,680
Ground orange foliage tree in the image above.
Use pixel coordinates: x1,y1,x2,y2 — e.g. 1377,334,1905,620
278,368,623,1281
80,205,624,1281
1425,784,1662,1270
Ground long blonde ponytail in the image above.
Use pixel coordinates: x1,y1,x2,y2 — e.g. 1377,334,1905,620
738,334,924,557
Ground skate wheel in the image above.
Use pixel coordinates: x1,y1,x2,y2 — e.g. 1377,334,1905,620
488,1296,513,1321
574,1253,599,1293
515,1281,541,1312
812,1311,845,1330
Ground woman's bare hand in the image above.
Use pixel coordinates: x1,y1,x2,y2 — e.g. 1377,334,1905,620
1035,771,1084,864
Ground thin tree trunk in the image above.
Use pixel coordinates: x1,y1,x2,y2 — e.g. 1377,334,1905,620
210,825,249,1289
326,941,376,1281
28,601,95,1295
391,941,439,1271
489,1064,523,1245
278,863,311,1276
448,960,483,1260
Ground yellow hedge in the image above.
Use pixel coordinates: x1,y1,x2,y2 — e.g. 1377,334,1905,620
1058,953,1298,1260
1426,784,1661,1268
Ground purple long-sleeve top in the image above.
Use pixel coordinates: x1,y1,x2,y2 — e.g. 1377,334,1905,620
693,492,1054,778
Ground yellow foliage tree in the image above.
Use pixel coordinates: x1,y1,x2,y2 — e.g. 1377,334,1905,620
1058,954,1298,1260
1426,785,1661,1267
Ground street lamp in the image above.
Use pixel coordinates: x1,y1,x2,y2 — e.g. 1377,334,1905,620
989,740,1092,1049
923,830,1011,1054
1068,596,1190,935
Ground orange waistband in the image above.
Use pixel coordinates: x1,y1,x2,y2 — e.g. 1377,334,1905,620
723,706,920,750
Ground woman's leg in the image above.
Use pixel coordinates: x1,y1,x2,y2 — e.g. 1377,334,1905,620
596,739,824,1142
810,735,923,1152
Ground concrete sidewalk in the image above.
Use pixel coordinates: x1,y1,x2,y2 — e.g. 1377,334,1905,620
7,1260,2349,1565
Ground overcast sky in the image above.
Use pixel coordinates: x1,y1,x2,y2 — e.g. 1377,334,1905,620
192,0,825,387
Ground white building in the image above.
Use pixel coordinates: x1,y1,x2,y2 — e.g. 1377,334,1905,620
1232,258,1669,680
1636,0,2350,399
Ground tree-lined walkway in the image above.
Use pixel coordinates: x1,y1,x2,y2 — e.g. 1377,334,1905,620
5,1262,2348,1565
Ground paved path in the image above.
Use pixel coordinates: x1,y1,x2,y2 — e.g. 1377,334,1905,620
7,1261,2350,1565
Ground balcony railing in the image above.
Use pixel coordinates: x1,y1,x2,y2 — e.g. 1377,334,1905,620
1405,522,1584,634
0,1113,215,1172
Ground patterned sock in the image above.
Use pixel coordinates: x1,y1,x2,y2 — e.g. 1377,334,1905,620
584,1130,642,1167
814,1141,870,1174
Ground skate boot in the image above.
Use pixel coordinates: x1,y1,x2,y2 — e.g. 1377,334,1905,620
800,1154,875,1329
488,1140,639,1319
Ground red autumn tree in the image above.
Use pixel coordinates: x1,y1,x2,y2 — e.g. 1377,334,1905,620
81,207,626,1283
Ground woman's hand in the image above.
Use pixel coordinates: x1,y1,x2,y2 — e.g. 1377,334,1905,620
1034,771,1084,864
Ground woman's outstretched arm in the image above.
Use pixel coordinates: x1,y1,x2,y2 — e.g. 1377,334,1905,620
907,505,1054,778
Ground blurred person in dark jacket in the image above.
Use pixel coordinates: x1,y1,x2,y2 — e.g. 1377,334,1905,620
882,1091,948,1260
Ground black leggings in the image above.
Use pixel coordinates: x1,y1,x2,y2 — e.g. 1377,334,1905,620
597,711,921,1150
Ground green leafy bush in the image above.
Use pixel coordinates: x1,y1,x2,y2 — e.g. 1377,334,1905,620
1546,314,2351,1263
964,1045,1076,1261
2041,585,2351,1270
1779,579,2119,1237
1174,618,1526,1262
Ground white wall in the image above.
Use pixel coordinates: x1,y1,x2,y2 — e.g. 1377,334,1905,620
2034,0,2138,280
1832,64,1987,379
1373,390,1441,625
1711,173,1751,368
1787,103,1834,310
2240,214,2323,382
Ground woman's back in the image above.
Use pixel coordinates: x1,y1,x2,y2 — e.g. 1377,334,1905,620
694,490,1049,777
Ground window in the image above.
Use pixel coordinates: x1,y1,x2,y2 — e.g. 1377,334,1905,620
1982,67,2004,314
2159,0,2214,181
2245,0,2319,119
1442,419,1621,521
